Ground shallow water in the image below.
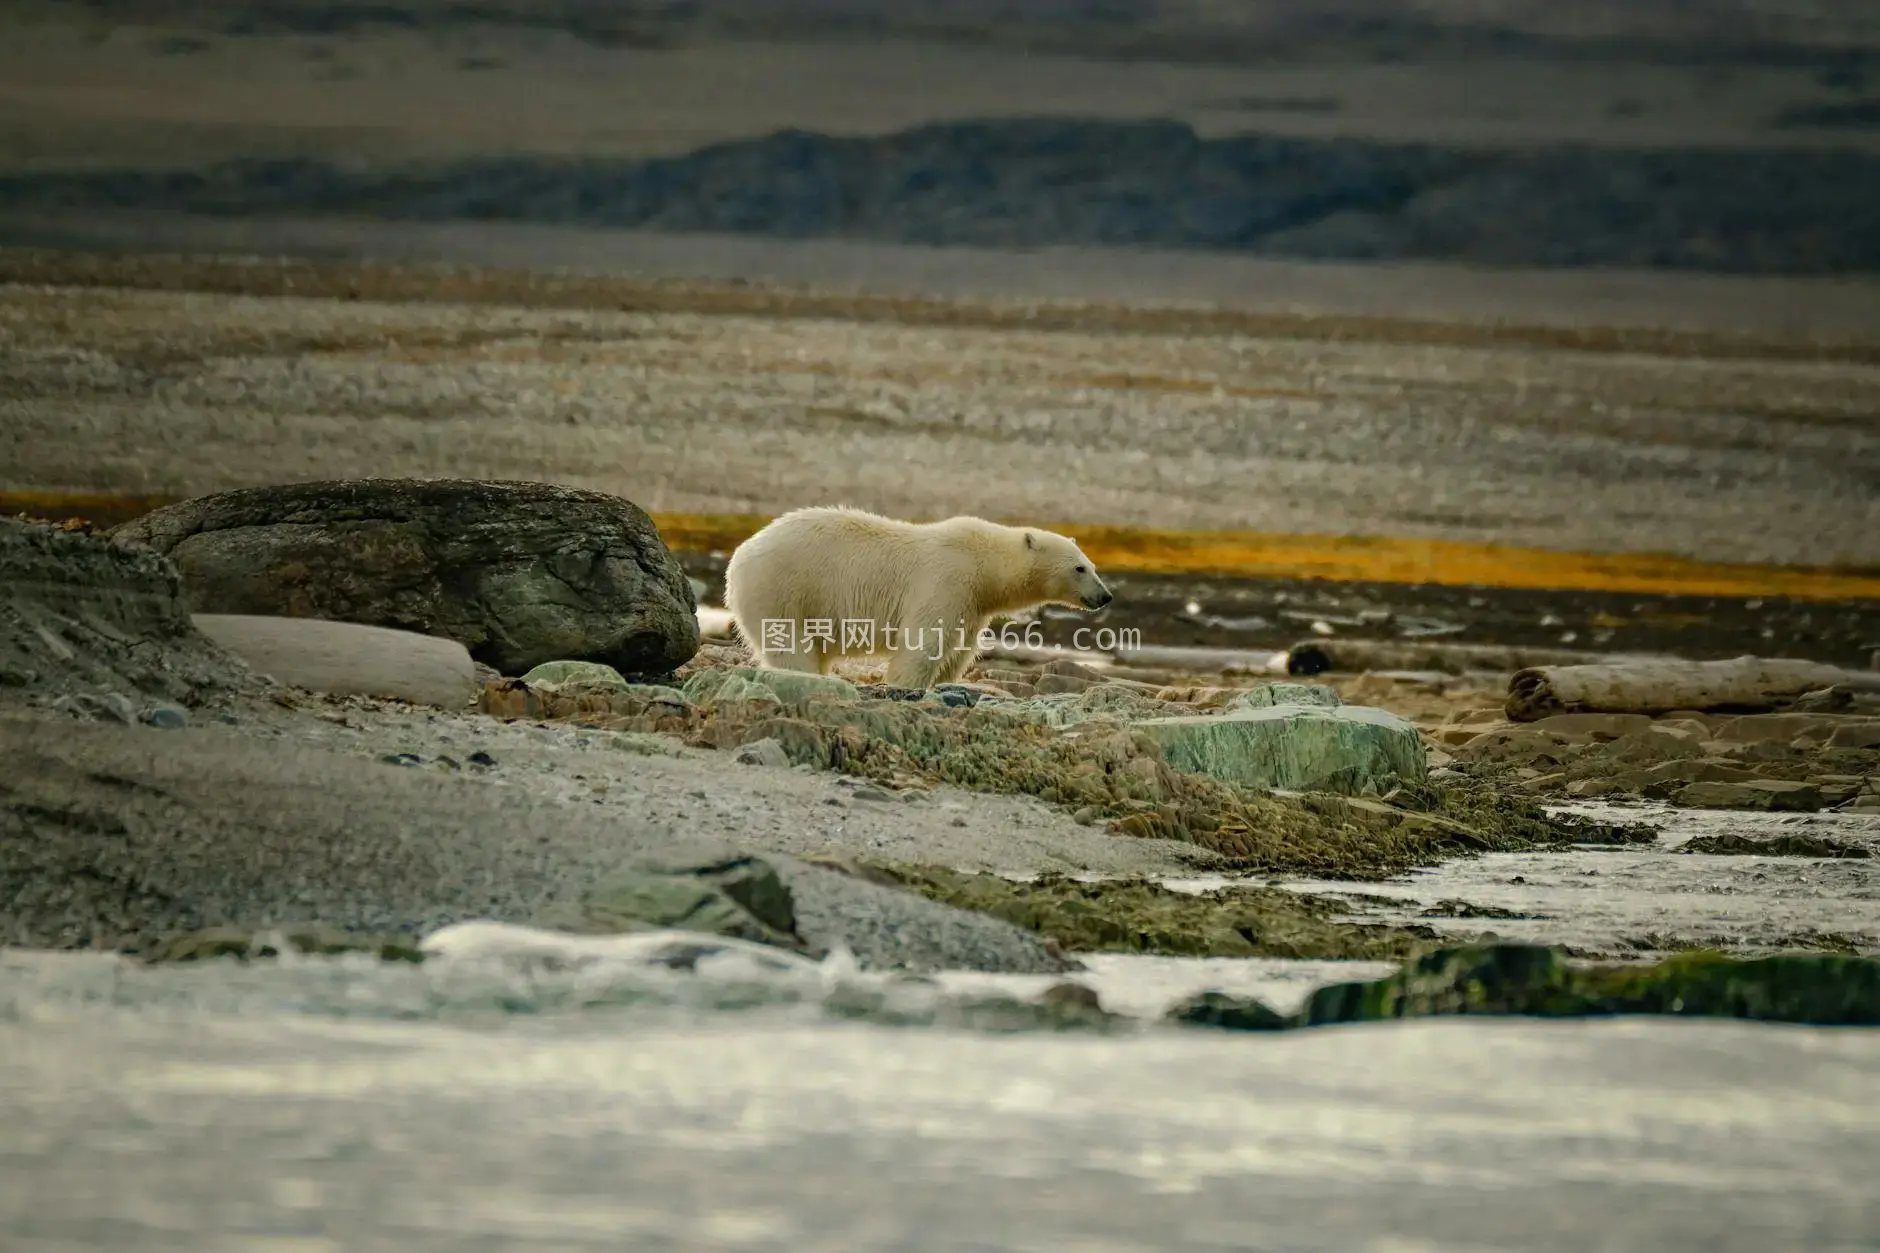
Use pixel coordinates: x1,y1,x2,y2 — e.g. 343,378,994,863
3,934,1878,1251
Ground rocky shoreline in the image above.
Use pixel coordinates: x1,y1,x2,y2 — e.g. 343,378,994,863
5,483,1877,1028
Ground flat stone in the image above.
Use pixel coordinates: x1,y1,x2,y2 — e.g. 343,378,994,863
1674,780,1825,812
1529,712,1653,740
1824,721,1880,750
1623,758,1767,798
1709,714,1852,746
111,478,699,678
1133,703,1426,795
1225,682,1342,711
1453,726,1575,764
193,613,478,708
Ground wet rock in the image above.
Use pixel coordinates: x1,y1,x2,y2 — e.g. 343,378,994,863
0,516,257,704
1136,703,1426,794
192,613,479,708
538,849,809,953
1174,944,1880,1030
1033,672,1095,695
1302,944,1880,1027
733,737,791,768
1166,990,1293,1032
1674,780,1824,811
1677,833,1870,858
111,478,699,678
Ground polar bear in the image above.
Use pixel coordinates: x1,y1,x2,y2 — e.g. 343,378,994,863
722,506,1113,689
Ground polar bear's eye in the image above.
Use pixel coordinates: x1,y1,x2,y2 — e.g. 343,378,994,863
1074,565,1087,573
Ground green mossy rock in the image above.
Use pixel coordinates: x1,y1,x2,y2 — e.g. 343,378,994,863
683,665,858,710
537,850,809,953
1135,703,1427,795
520,659,630,690
1226,683,1342,711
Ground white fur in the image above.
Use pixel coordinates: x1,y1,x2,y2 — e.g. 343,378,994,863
723,506,1112,689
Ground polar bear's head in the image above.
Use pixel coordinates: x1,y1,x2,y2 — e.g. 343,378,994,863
1023,528,1112,612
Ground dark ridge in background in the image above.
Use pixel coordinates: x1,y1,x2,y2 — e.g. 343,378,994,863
5,118,1878,273
51,0,1880,68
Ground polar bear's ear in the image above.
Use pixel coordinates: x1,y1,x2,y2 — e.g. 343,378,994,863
1024,531,1036,550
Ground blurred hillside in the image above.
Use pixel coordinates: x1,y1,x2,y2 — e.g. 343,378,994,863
3,0,1879,274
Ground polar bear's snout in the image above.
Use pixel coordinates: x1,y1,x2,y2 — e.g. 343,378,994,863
1077,570,1113,611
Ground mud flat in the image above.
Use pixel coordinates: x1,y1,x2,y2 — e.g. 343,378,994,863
4,254,1877,572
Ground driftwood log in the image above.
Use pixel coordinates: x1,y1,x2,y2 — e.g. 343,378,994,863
1505,655,1872,721
1287,638,1625,678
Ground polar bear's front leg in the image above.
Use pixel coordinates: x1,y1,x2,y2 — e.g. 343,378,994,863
883,611,977,690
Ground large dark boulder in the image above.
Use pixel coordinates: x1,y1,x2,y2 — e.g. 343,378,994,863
111,479,699,677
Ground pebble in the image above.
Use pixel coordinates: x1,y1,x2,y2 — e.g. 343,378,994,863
850,785,896,803
144,704,189,730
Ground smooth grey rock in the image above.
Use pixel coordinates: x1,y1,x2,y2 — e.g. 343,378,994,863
192,613,479,708
144,703,189,730
111,478,699,677
734,737,791,769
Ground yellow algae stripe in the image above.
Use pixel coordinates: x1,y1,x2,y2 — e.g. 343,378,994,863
1,489,187,531
7,491,1877,603
647,512,1880,603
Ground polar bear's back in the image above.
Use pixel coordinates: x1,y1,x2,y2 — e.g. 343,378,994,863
723,506,969,639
